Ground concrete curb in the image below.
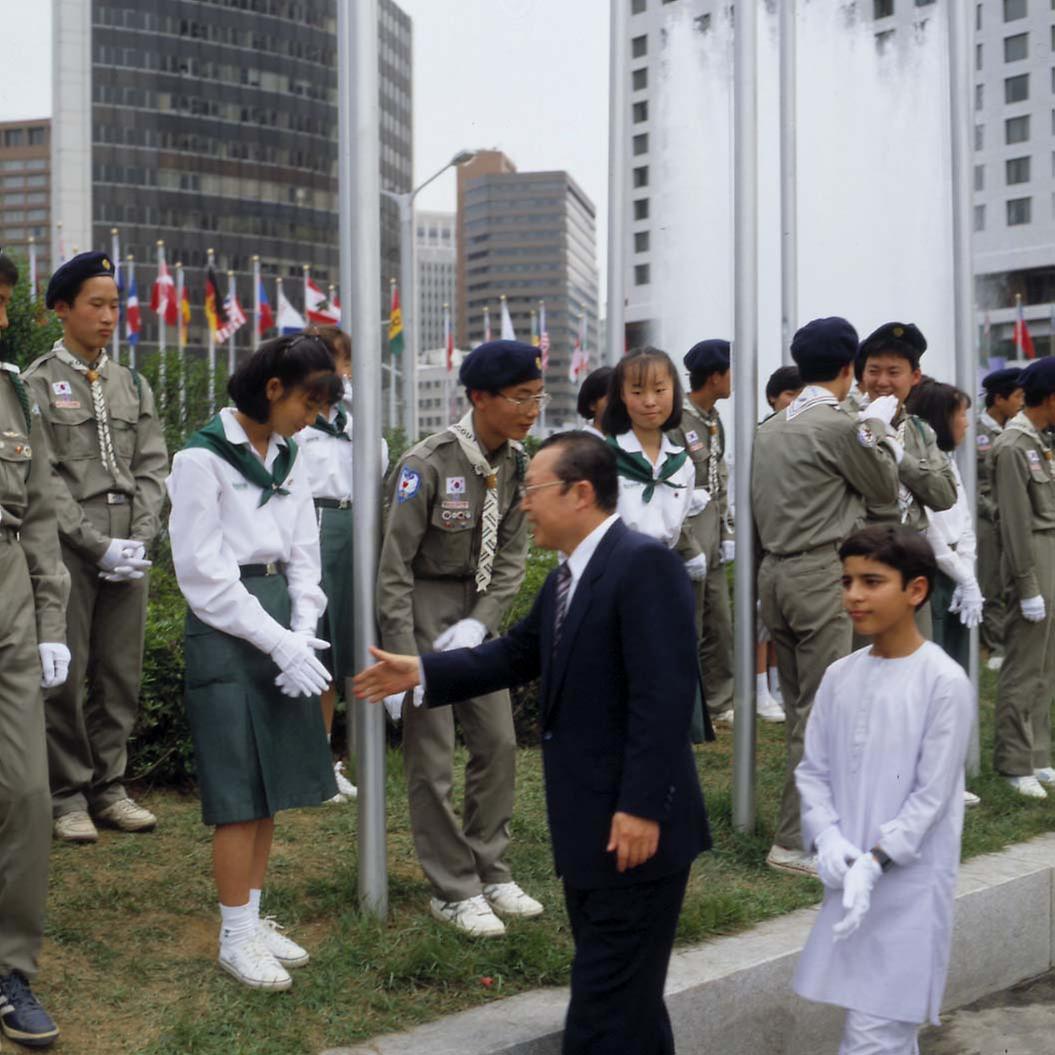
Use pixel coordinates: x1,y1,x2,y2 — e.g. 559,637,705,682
322,833,1055,1055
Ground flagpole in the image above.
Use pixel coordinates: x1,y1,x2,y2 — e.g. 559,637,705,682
28,236,37,301
253,255,261,352
1015,294,1023,358
207,247,216,416
176,261,187,432
779,0,798,365
329,284,339,325
539,298,548,433
303,263,310,322
388,277,397,432
156,240,167,413
606,0,628,365
111,228,121,364
227,270,237,375
127,255,137,370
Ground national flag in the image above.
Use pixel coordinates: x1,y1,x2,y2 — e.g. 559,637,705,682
217,290,247,343
125,274,141,345
150,258,179,325
483,304,492,342
258,278,275,335
444,302,454,373
1014,296,1035,359
500,296,516,340
277,283,306,334
568,314,589,383
204,268,221,338
539,301,551,370
180,284,191,345
388,283,404,356
306,276,340,325
331,293,342,325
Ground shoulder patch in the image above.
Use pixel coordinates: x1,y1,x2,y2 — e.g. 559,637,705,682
856,424,877,449
1026,449,1041,466
397,465,422,503
976,433,991,449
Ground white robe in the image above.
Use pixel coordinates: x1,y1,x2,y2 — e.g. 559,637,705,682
793,641,974,1026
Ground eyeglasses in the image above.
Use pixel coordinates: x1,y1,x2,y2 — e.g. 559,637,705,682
517,479,567,501
501,392,551,410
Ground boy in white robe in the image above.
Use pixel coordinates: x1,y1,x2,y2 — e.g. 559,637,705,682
793,525,974,1054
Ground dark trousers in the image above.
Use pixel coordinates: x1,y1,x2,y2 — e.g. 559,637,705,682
562,867,690,1055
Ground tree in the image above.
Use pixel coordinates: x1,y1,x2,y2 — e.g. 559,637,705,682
0,252,61,370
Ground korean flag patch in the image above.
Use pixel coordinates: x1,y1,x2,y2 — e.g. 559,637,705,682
1027,449,1041,466
397,466,421,503
856,424,877,449
446,476,466,495
52,380,73,397
976,433,991,450
685,430,699,445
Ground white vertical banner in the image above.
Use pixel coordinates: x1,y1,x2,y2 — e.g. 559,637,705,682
156,240,167,412
176,261,186,431
111,227,121,365
252,254,261,352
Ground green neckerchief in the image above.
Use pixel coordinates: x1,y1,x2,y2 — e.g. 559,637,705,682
185,414,298,507
606,435,688,504
311,405,350,440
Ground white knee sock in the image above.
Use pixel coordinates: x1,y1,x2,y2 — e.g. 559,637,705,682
248,888,262,923
756,672,772,702
219,901,254,947
768,665,783,702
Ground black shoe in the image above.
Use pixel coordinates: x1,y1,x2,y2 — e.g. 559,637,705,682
0,971,59,1048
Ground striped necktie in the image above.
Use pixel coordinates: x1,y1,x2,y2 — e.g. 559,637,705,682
553,562,573,655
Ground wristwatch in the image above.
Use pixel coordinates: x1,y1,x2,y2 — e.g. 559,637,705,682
870,846,893,872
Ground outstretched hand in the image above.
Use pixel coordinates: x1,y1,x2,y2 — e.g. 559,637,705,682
353,647,421,703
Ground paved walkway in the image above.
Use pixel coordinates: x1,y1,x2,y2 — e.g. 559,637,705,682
920,971,1055,1055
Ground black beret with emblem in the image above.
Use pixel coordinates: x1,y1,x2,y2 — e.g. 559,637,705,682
1018,356,1055,400
45,251,118,309
857,321,927,367
981,366,1023,398
459,339,543,392
790,317,859,370
683,339,731,375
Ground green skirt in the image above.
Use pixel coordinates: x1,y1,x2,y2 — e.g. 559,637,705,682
184,573,338,826
316,504,354,683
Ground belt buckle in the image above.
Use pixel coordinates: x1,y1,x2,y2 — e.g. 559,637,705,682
265,561,278,576
339,498,351,510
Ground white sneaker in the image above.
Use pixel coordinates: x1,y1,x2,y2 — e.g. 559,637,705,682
1005,775,1048,799
985,655,1004,672
429,895,506,937
53,810,98,843
483,881,544,918
766,844,820,878
714,709,735,726
756,694,786,724
334,761,358,800
218,936,292,990
324,793,348,805
257,916,309,967
95,797,157,832
963,789,981,808
1033,767,1055,786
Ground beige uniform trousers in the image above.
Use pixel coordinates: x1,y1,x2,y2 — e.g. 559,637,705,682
977,516,1006,656
404,577,516,903
46,499,148,817
695,559,734,718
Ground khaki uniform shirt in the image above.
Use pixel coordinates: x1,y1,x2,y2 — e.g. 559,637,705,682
0,365,68,643
24,344,169,560
753,390,900,556
991,413,1055,601
377,427,529,656
976,411,1002,523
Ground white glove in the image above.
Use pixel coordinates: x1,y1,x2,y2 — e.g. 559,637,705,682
859,393,898,428
814,825,862,891
383,684,424,722
98,538,152,581
953,579,984,629
38,642,71,689
268,630,331,697
684,553,708,581
720,540,736,564
432,617,487,652
1020,595,1046,623
832,852,883,942
688,487,712,517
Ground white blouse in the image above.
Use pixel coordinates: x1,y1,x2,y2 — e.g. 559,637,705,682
925,455,977,586
612,430,697,549
166,407,326,654
293,405,389,503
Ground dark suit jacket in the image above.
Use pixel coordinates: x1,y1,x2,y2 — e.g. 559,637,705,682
423,518,711,889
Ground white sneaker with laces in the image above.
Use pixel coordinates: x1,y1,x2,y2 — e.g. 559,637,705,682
1033,767,1055,786
53,810,98,843
257,916,309,967
218,936,292,990
963,789,981,808
334,761,358,800
483,881,544,918
429,895,506,937
756,694,786,724
95,797,157,832
1005,775,1048,799
985,655,1004,672
324,792,348,805
715,709,735,726
766,844,820,878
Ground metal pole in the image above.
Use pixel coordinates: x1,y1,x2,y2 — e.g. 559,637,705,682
948,0,980,776
207,247,216,416
606,0,629,365
28,236,37,298
156,241,167,413
779,0,797,366
732,0,758,834
127,255,137,370
388,278,398,431
341,0,387,918
400,195,418,442
176,262,186,432
111,228,120,364
227,270,236,376
253,255,261,352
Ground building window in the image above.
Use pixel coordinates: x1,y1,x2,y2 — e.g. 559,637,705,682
1007,196,1032,225
633,165,649,188
633,198,650,220
876,28,896,50
1005,73,1030,102
974,164,985,191
633,100,648,123
632,67,647,91
632,133,648,156
631,34,647,59
975,84,984,110
1004,33,1028,62
874,0,894,17
976,3,983,30
977,43,983,70
632,0,647,12
635,231,650,253
635,263,650,286
2,129,23,147
974,204,986,231
975,124,985,150
27,127,46,146
1007,156,1032,183
1006,114,1030,142
915,0,935,5
1003,0,1027,20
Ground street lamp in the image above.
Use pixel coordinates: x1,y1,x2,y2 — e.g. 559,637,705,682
383,148,478,443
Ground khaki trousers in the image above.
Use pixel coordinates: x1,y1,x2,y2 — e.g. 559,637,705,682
47,501,148,817
404,578,516,902
978,516,1006,657
0,536,51,978
759,546,851,851
695,558,734,718
995,532,1055,776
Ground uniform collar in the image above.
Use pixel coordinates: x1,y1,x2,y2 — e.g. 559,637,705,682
979,411,1003,434
219,406,289,463
54,339,107,373
616,428,683,465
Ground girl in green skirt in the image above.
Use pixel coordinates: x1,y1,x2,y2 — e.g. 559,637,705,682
166,335,338,991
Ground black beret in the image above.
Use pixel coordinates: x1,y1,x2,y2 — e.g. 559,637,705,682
1018,357,1055,400
858,322,927,362
790,317,859,368
981,366,1023,395
45,251,117,309
683,339,731,375
459,340,542,391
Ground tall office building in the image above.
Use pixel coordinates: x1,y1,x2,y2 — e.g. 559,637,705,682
416,209,455,354
0,119,52,284
456,154,599,427
52,0,411,359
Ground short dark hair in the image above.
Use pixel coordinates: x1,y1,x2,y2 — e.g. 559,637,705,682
538,430,619,513
318,370,345,408
576,366,614,419
838,525,936,607
799,357,849,384
765,365,802,406
905,379,971,452
600,347,683,435
305,324,351,364
0,252,18,288
688,364,729,392
228,333,336,423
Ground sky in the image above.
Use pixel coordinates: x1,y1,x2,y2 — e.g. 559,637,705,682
0,0,611,293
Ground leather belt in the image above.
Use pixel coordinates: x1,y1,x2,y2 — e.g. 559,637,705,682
239,562,283,579
314,498,352,509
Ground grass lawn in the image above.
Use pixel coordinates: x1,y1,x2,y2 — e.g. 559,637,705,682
34,669,1055,1055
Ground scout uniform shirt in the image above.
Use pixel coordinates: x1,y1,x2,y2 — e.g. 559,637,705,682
377,421,529,657
23,341,168,557
976,410,1003,525
294,402,389,503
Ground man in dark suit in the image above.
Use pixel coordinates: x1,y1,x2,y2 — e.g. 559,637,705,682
355,431,711,1055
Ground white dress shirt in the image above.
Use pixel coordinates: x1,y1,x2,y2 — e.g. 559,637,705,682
166,407,326,654
294,407,389,503
925,455,977,585
563,513,621,610
612,430,696,548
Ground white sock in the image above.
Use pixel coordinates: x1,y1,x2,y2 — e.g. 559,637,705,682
768,666,783,701
219,901,254,947
248,888,262,923
756,672,771,701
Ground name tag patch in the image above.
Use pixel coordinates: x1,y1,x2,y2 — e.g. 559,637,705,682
397,466,421,503
446,476,466,495
53,399,81,410
441,499,470,510
52,380,73,397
